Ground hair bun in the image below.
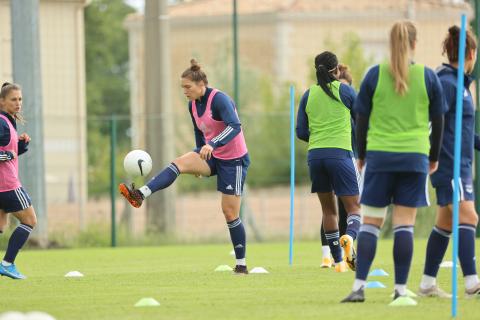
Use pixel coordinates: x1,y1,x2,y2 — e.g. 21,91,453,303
190,59,201,72
448,26,460,37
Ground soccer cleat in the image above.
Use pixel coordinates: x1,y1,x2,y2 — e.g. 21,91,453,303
341,287,365,303
340,235,356,271
465,282,480,298
393,290,405,300
334,261,348,273
0,263,26,279
418,285,452,298
233,265,248,275
321,256,333,268
119,183,144,208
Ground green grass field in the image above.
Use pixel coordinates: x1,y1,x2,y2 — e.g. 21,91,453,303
1,240,479,319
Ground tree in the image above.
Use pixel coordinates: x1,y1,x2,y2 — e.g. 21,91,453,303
85,0,135,196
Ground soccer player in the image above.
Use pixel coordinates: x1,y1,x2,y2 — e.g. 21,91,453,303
119,59,250,274
297,52,361,273
0,82,36,280
320,63,354,268
341,20,445,302
419,26,480,298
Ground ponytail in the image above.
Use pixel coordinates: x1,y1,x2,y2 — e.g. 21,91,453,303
389,21,416,96
314,51,340,102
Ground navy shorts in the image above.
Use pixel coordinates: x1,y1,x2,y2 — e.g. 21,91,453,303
206,155,250,196
435,179,474,206
308,157,359,196
361,169,429,207
0,187,32,213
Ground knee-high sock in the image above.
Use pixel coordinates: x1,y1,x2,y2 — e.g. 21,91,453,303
345,213,361,240
393,225,414,285
459,224,477,276
144,163,180,195
325,230,342,263
3,223,33,263
227,218,246,265
355,224,380,281
423,226,451,277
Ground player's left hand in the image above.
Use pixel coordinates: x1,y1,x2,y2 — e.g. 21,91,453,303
19,133,31,143
199,144,213,160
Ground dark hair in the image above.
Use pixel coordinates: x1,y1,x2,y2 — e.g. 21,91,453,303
443,25,477,63
181,59,208,85
314,51,339,101
0,82,21,99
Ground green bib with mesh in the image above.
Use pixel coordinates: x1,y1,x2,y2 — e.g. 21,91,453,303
305,82,352,151
368,63,430,155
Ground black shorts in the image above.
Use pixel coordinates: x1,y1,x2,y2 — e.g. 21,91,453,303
0,187,32,213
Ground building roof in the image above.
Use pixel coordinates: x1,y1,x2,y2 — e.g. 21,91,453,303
168,0,469,17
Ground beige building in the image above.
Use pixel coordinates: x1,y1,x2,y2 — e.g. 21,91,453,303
125,0,471,119
0,0,87,210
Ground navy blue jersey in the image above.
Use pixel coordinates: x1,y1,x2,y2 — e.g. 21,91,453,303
0,112,28,160
354,64,446,173
296,82,357,161
431,64,480,187
188,87,242,150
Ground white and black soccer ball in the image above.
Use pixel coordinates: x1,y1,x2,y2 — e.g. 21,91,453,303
123,150,152,177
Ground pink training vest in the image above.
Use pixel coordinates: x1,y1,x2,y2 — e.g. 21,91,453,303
0,114,21,192
191,89,248,160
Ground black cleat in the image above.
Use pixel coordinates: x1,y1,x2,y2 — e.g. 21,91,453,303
341,287,365,303
233,265,248,275
393,290,405,300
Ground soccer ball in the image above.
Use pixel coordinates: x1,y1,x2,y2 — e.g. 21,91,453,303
123,150,152,177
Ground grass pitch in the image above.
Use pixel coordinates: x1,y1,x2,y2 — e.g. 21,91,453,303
0,240,478,319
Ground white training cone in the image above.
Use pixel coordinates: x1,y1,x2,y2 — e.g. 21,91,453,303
440,261,459,268
64,271,84,277
250,267,269,274
229,250,235,256
134,298,160,307
25,312,57,320
0,311,25,320
215,265,233,272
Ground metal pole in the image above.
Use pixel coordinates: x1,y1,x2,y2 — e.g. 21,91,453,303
233,0,239,109
110,116,117,247
10,0,47,246
144,0,175,234
473,0,480,237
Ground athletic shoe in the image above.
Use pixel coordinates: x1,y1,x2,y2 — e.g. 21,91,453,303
341,287,365,303
0,263,26,279
340,235,356,271
465,282,480,298
119,183,144,208
334,261,348,273
233,265,248,275
418,285,452,298
393,290,406,300
321,256,333,268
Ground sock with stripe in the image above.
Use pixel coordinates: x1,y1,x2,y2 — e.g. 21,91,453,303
144,163,180,196
355,224,380,281
423,226,450,281
227,218,246,265
393,225,414,287
3,223,33,264
459,224,477,277
325,230,342,263
345,213,361,240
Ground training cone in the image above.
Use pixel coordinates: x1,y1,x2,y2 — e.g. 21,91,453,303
134,298,160,307
214,265,233,272
390,289,417,298
64,271,84,277
366,281,386,288
440,260,459,268
250,267,269,274
369,269,389,276
389,296,417,307
229,250,235,256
